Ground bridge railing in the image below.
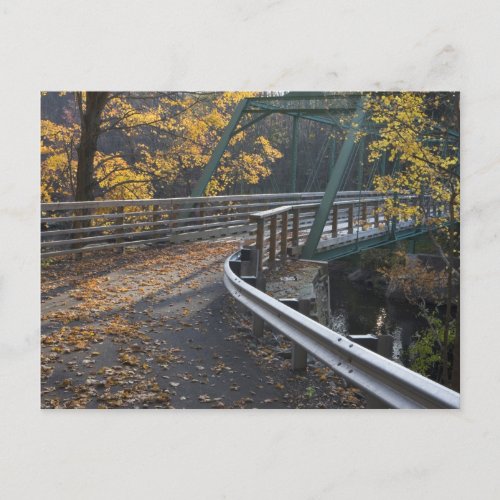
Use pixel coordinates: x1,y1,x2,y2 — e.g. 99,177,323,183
41,191,380,258
248,194,420,270
224,249,460,409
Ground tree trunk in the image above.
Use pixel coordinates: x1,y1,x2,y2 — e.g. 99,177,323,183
75,92,109,201
451,284,460,391
72,92,109,259
442,191,457,387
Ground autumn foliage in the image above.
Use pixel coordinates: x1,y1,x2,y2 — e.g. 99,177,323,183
41,92,282,202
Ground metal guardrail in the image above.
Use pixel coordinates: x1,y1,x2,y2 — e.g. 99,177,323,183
223,249,460,409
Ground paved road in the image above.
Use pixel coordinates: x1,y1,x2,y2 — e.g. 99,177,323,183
41,241,363,409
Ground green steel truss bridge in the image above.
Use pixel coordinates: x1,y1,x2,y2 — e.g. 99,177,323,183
191,92,458,262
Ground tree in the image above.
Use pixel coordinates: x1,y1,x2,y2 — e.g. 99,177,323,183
365,92,460,389
40,92,283,201
75,92,110,201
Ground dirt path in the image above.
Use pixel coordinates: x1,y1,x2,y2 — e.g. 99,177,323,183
41,241,363,409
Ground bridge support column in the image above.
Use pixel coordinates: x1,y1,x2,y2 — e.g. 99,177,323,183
377,335,394,359
300,99,366,259
407,238,416,254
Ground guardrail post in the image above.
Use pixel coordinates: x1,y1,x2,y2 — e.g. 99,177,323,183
377,335,393,359
115,206,124,253
256,219,265,273
269,215,277,267
253,267,266,338
291,298,310,371
364,394,387,409
331,205,338,237
280,211,288,263
348,204,354,234
292,207,300,246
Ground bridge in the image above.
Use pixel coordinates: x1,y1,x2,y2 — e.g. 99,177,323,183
41,93,459,409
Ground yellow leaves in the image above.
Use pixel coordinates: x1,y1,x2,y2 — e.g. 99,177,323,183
256,136,283,161
94,151,152,200
42,92,285,200
367,92,459,231
119,352,139,366
41,119,80,201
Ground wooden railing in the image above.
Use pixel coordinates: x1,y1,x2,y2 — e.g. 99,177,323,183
248,194,420,271
41,191,379,258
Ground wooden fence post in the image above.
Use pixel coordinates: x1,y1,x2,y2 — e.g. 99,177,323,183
71,208,83,260
331,205,338,237
171,202,177,230
292,207,300,246
256,219,265,273
153,204,160,223
280,211,288,263
115,206,124,253
269,215,277,267
348,204,354,234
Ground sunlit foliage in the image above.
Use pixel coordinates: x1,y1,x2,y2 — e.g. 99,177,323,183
365,92,459,234
41,92,282,201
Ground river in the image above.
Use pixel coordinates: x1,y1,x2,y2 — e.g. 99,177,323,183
328,272,427,365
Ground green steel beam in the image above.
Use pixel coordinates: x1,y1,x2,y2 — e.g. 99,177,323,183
191,99,248,197
328,138,336,182
246,92,362,101
243,108,357,114
247,101,342,127
301,100,366,259
231,111,272,136
291,115,299,192
311,226,426,262
357,135,365,190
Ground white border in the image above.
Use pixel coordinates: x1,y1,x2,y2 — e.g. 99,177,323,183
1,1,500,498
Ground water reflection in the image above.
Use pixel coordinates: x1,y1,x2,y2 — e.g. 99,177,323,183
328,274,427,364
